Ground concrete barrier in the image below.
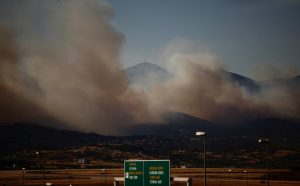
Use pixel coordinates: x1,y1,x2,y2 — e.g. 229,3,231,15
113,177,192,186
173,177,192,186
114,177,124,186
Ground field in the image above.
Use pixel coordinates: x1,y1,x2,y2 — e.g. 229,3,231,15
1,168,300,186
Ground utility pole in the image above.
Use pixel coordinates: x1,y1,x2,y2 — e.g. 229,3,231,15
196,131,207,186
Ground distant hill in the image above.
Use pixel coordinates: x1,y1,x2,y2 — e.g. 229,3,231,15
258,75,300,88
121,113,225,138
124,62,300,93
120,112,300,139
124,62,262,93
237,117,300,137
228,72,260,93
123,62,300,138
124,62,170,88
1,119,300,170
2,115,299,153
0,123,113,153
2,62,298,152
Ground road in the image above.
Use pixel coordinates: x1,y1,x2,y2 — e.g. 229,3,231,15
1,168,299,186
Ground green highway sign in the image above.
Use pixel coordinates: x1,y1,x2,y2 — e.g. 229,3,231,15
144,160,170,186
124,160,170,186
124,160,144,186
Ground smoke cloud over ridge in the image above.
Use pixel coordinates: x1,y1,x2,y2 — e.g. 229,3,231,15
252,63,300,81
0,1,299,134
146,39,300,124
0,0,150,133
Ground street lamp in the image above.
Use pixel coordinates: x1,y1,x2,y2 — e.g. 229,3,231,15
35,152,43,185
244,170,248,186
42,157,45,186
258,138,270,186
22,168,25,186
102,169,107,185
196,131,207,186
36,152,39,169
36,151,46,186
228,169,231,186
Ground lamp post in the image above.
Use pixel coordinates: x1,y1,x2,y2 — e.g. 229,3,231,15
35,152,40,172
36,151,46,186
258,138,270,186
35,152,43,185
22,168,25,186
244,170,248,186
196,131,207,186
102,169,107,185
228,169,231,186
42,156,46,186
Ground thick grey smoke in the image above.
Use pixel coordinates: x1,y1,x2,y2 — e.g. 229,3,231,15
145,39,300,124
252,63,299,81
0,24,48,124
0,0,150,134
146,40,262,123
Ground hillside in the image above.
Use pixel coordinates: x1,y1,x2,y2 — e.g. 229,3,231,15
124,62,300,93
0,123,113,153
1,122,300,169
124,62,170,88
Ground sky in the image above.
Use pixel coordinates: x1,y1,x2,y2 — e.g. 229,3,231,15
108,0,300,78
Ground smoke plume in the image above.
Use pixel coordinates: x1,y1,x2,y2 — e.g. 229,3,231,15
146,39,300,124
145,40,266,124
253,63,299,81
0,24,49,124
0,0,150,134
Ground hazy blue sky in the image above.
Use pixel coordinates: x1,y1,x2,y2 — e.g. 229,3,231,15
109,0,300,77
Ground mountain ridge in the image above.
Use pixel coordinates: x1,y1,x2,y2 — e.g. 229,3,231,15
1,115,300,154
124,62,300,92
124,62,170,87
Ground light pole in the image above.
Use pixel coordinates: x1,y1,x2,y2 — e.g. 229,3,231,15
196,131,207,186
36,152,39,171
244,170,248,186
35,152,42,185
258,138,270,186
36,151,46,186
22,168,25,186
102,169,107,185
228,169,231,186
42,156,45,186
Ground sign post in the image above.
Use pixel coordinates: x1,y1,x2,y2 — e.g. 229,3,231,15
124,160,170,186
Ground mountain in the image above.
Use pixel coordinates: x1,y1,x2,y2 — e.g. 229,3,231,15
120,112,225,138
259,75,300,88
0,123,113,153
123,62,300,136
1,121,300,170
238,117,300,137
2,116,299,155
124,62,261,93
228,72,261,93
120,112,300,139
124,62,170,87
125,62,169,81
